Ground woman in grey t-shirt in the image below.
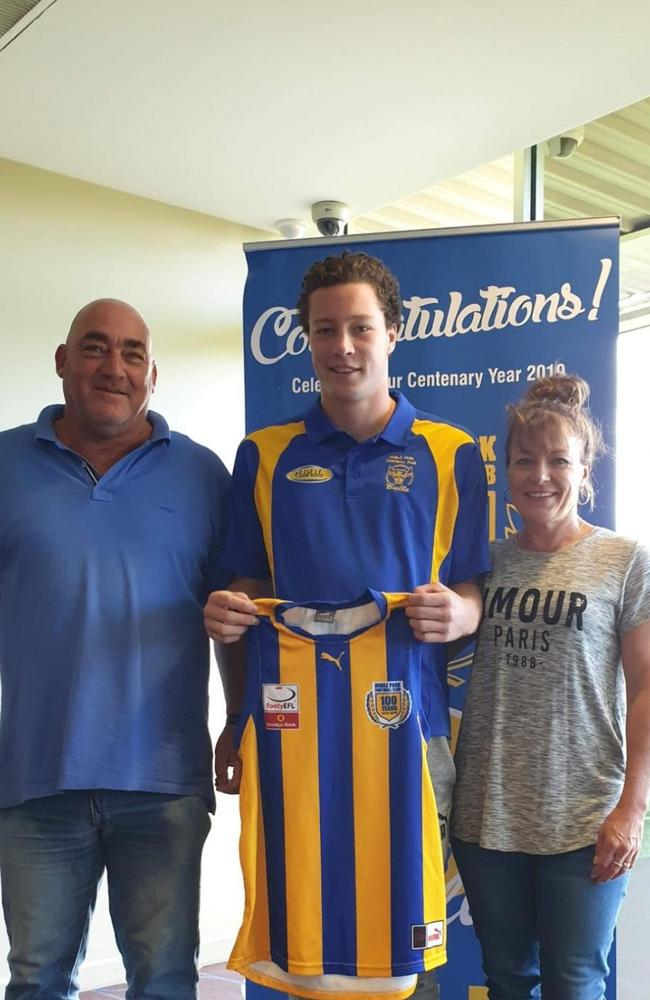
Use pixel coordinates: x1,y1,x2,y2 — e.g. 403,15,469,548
451,374,650,1000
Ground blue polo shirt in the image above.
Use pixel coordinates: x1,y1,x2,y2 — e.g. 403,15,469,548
222,392,489,736
0,406,230,810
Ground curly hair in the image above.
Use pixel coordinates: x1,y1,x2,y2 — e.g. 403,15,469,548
297,252,402,332
506,374,605,508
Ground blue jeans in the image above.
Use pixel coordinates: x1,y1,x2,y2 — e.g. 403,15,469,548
451,838,629,1000
0,791,211,1000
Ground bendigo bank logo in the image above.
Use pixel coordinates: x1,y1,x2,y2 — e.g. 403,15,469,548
263,684,299,730
286,465,333,483
366,681,412,729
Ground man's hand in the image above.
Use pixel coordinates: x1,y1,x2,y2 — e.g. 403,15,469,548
591,804,643,882
204,590,259,643
214,723,242,794
406,581,481,643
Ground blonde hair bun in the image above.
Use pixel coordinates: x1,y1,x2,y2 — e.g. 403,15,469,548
524,374,590,412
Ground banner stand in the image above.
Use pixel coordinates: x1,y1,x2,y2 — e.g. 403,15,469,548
240,218,620,999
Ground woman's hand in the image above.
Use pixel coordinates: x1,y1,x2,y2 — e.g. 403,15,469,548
591,804,643,882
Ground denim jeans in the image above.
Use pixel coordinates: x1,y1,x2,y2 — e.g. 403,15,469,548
451,838,629,1000
0,790,211,1000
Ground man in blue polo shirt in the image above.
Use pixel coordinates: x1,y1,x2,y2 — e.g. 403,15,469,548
204,253,490,999
0,299,233,1000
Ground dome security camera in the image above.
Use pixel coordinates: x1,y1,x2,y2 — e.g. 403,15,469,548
275,219,309,239
546,128,585,160
311,201,350,237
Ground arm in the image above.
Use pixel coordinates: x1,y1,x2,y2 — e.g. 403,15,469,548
406,439,488,643
213,638,246,795
591,618,650,882
406,579,482,643
206,436,272,645
210,576,272,794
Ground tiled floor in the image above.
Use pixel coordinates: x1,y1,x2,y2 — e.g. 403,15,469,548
80,962,243,999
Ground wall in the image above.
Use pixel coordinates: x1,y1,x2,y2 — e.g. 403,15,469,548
0,156,270,988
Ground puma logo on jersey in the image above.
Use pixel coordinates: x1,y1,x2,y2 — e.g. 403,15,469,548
320,651,344,670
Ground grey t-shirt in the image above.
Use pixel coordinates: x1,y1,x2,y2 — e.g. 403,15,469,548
451,527,650,854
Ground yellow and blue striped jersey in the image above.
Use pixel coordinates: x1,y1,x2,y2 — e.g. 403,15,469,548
228,591,446,999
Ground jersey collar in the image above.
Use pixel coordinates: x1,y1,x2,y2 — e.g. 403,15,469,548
304,391,416,446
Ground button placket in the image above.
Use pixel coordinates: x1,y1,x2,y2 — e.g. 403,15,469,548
345,446,364,498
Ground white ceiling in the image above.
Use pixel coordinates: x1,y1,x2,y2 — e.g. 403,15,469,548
1,0,650,233
353,98,650,314
356,99,650,237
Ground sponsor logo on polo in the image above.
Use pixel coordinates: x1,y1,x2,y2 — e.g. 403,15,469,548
286,465,333,483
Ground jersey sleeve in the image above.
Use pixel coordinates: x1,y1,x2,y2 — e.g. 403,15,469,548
619,541,650,634
221,437,272,581
446,440,490,584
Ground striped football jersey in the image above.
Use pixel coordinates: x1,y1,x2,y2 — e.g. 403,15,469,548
228,590,446,999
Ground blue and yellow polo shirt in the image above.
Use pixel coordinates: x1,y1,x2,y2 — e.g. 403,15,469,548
223,392,489,736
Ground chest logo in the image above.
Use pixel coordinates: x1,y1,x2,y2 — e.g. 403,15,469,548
366,681,412,729
385,455,416,493
286,465,333,483
320,651,345,671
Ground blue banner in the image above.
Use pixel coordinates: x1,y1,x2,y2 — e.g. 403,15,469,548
241,219,619,1000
